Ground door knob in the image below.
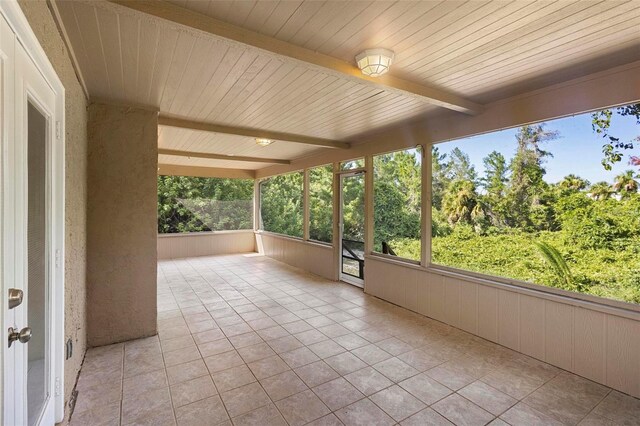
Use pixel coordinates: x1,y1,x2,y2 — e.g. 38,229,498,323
8,288,23,309
8,327,32,348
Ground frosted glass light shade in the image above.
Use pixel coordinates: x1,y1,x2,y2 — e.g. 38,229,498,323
255,138,274,146
355,48,395,77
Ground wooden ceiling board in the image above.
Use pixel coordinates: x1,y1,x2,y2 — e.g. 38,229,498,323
434,3,640,92
393,1,540,73
56,0,640,171
271,1,327,41
415,1,616,82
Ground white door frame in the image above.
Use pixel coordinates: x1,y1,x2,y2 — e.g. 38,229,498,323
1,1,65,423
338,170,365,288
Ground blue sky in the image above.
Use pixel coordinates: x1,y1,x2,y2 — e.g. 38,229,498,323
435,109,639,185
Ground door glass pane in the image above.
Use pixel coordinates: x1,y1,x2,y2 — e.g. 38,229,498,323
341,174,365,279
27,102,48,426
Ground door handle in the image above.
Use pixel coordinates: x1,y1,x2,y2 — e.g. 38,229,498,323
8,327,32,348
8,288,23,309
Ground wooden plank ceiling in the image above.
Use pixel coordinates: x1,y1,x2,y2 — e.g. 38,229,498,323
56,0,640,171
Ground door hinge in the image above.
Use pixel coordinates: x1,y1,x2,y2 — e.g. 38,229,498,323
55,249,61,269
55,376,61,396
55,121,61,140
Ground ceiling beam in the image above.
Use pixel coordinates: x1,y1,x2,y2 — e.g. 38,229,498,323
159,148,291,165
109,0,483,115
158,164,256,179
159,115,349,149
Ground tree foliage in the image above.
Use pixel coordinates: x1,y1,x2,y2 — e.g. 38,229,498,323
260,172,304,238
592,103,640,170
157,175,253,233
425,121,640,304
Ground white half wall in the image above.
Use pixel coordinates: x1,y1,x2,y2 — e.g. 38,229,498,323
364,255,640,399
157,230,256,259
255,233,335,281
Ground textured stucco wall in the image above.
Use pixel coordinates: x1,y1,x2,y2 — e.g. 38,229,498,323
18,1,88,423
87,102,158,346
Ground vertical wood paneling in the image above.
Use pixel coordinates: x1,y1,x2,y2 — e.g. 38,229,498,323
459,280,478,334
545,301,574,371
364,260,380,296
573,308,606,384
416,270,429,317
477,284,498,343
519,294,545,360
498,290,520,351
428,273,446,323
405,269,419,313
388,263,407,307
444,276,461,328
606,315,640,397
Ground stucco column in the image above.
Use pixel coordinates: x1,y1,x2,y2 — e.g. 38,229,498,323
86,102,158,346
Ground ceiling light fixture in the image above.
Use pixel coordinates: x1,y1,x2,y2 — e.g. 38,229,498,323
256,138,275,146
355,48,395,77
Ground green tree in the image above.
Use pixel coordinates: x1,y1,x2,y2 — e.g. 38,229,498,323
260,172,304,237
480,151,509,226
505,124,557,230
373,149,422,257
589,181,614,200
157,175,253,233
442,179,480,225
591,103,640,170
612,170,639,197
431,146,449,211
309,165,333,243
448,147,477,183
559,174,590,192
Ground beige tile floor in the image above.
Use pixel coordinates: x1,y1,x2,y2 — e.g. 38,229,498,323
71,254,640,426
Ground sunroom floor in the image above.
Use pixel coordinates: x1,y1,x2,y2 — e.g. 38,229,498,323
71,253,639,425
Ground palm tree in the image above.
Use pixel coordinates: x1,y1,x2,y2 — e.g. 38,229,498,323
613,170,639,197
535,241,575,290
559,174,589,191
589,181,614,200
442,180,478,225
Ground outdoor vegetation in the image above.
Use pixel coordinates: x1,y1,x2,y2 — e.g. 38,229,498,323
157,175,253,233
309,165,333,243
424,104,640,304
260,171,304,238
373,148,422,260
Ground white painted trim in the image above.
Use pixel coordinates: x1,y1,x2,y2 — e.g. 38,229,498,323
0,1,65,422
157,229,254,238
255,230,305,243
427,264,640,319
303,169,310,241
255,232,333,250
340,274,364,289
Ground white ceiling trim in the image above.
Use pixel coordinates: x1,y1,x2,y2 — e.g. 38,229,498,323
158,148,291,165
158,115,350,150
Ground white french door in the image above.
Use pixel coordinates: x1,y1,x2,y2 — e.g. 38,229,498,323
2,4,65,425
